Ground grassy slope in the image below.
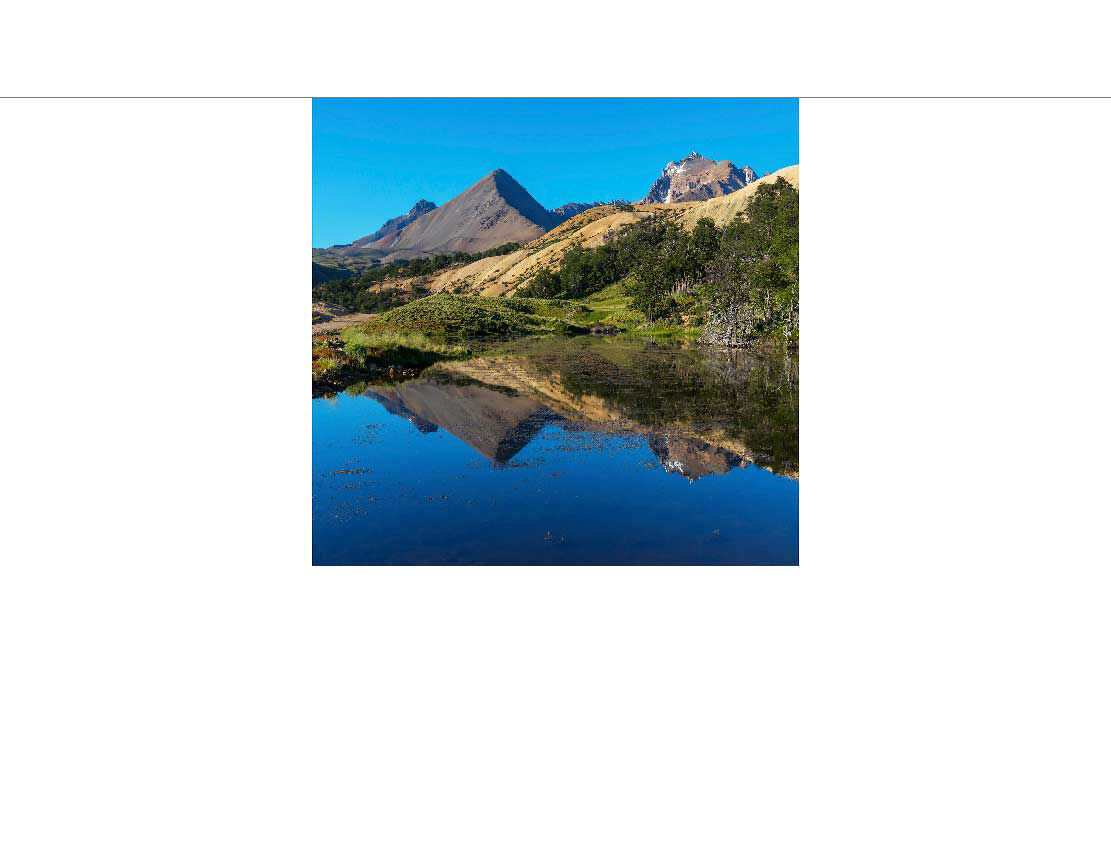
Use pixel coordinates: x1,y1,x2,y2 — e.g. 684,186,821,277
578,282,702,338
578,282,643,325
353,288,700,339
351,294,589,340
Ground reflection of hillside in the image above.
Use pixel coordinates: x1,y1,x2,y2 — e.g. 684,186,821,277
436,339,799,479
350,338,798,480
362,381,755,479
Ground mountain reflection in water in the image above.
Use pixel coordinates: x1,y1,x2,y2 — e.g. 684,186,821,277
347,336,798,481
313,336,798,565
363,381,559,465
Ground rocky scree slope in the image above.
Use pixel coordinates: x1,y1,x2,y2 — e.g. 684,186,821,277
366,169,560,259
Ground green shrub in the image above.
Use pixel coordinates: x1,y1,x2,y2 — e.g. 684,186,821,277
342,340,373,365
341,329,472,368
352,294,586,341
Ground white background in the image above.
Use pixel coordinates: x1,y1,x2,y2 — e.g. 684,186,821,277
3,35,1111,861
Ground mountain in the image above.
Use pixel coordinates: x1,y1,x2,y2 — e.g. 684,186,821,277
367,169,559,258
350,199,437,248
548,202,602,225
381,165,799,297
640,152,759,204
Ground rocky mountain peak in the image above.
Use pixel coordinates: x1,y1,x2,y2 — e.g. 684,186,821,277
641,152,760,204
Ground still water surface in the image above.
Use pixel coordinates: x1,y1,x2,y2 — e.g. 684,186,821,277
313,336,798,565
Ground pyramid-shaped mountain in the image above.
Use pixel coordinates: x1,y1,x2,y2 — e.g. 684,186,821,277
368,169,559,257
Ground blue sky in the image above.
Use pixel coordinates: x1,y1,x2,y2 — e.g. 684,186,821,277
313,98,799,248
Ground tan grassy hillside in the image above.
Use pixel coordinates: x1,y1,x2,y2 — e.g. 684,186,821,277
671,164,799,230
386,165,799,297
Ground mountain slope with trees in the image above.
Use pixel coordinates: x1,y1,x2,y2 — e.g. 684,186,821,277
514,176,799,343
366,166,798,298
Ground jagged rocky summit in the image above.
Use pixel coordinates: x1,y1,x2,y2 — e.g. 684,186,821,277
640,152,759,204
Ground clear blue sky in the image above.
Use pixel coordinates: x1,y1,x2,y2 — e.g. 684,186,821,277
313,98,799,248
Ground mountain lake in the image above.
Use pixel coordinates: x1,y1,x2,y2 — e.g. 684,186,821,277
313,336,798,565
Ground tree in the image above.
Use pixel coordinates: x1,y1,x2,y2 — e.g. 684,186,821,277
521,266,562,298
627,219,695,319
703,178,799,343
689,217,721,272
